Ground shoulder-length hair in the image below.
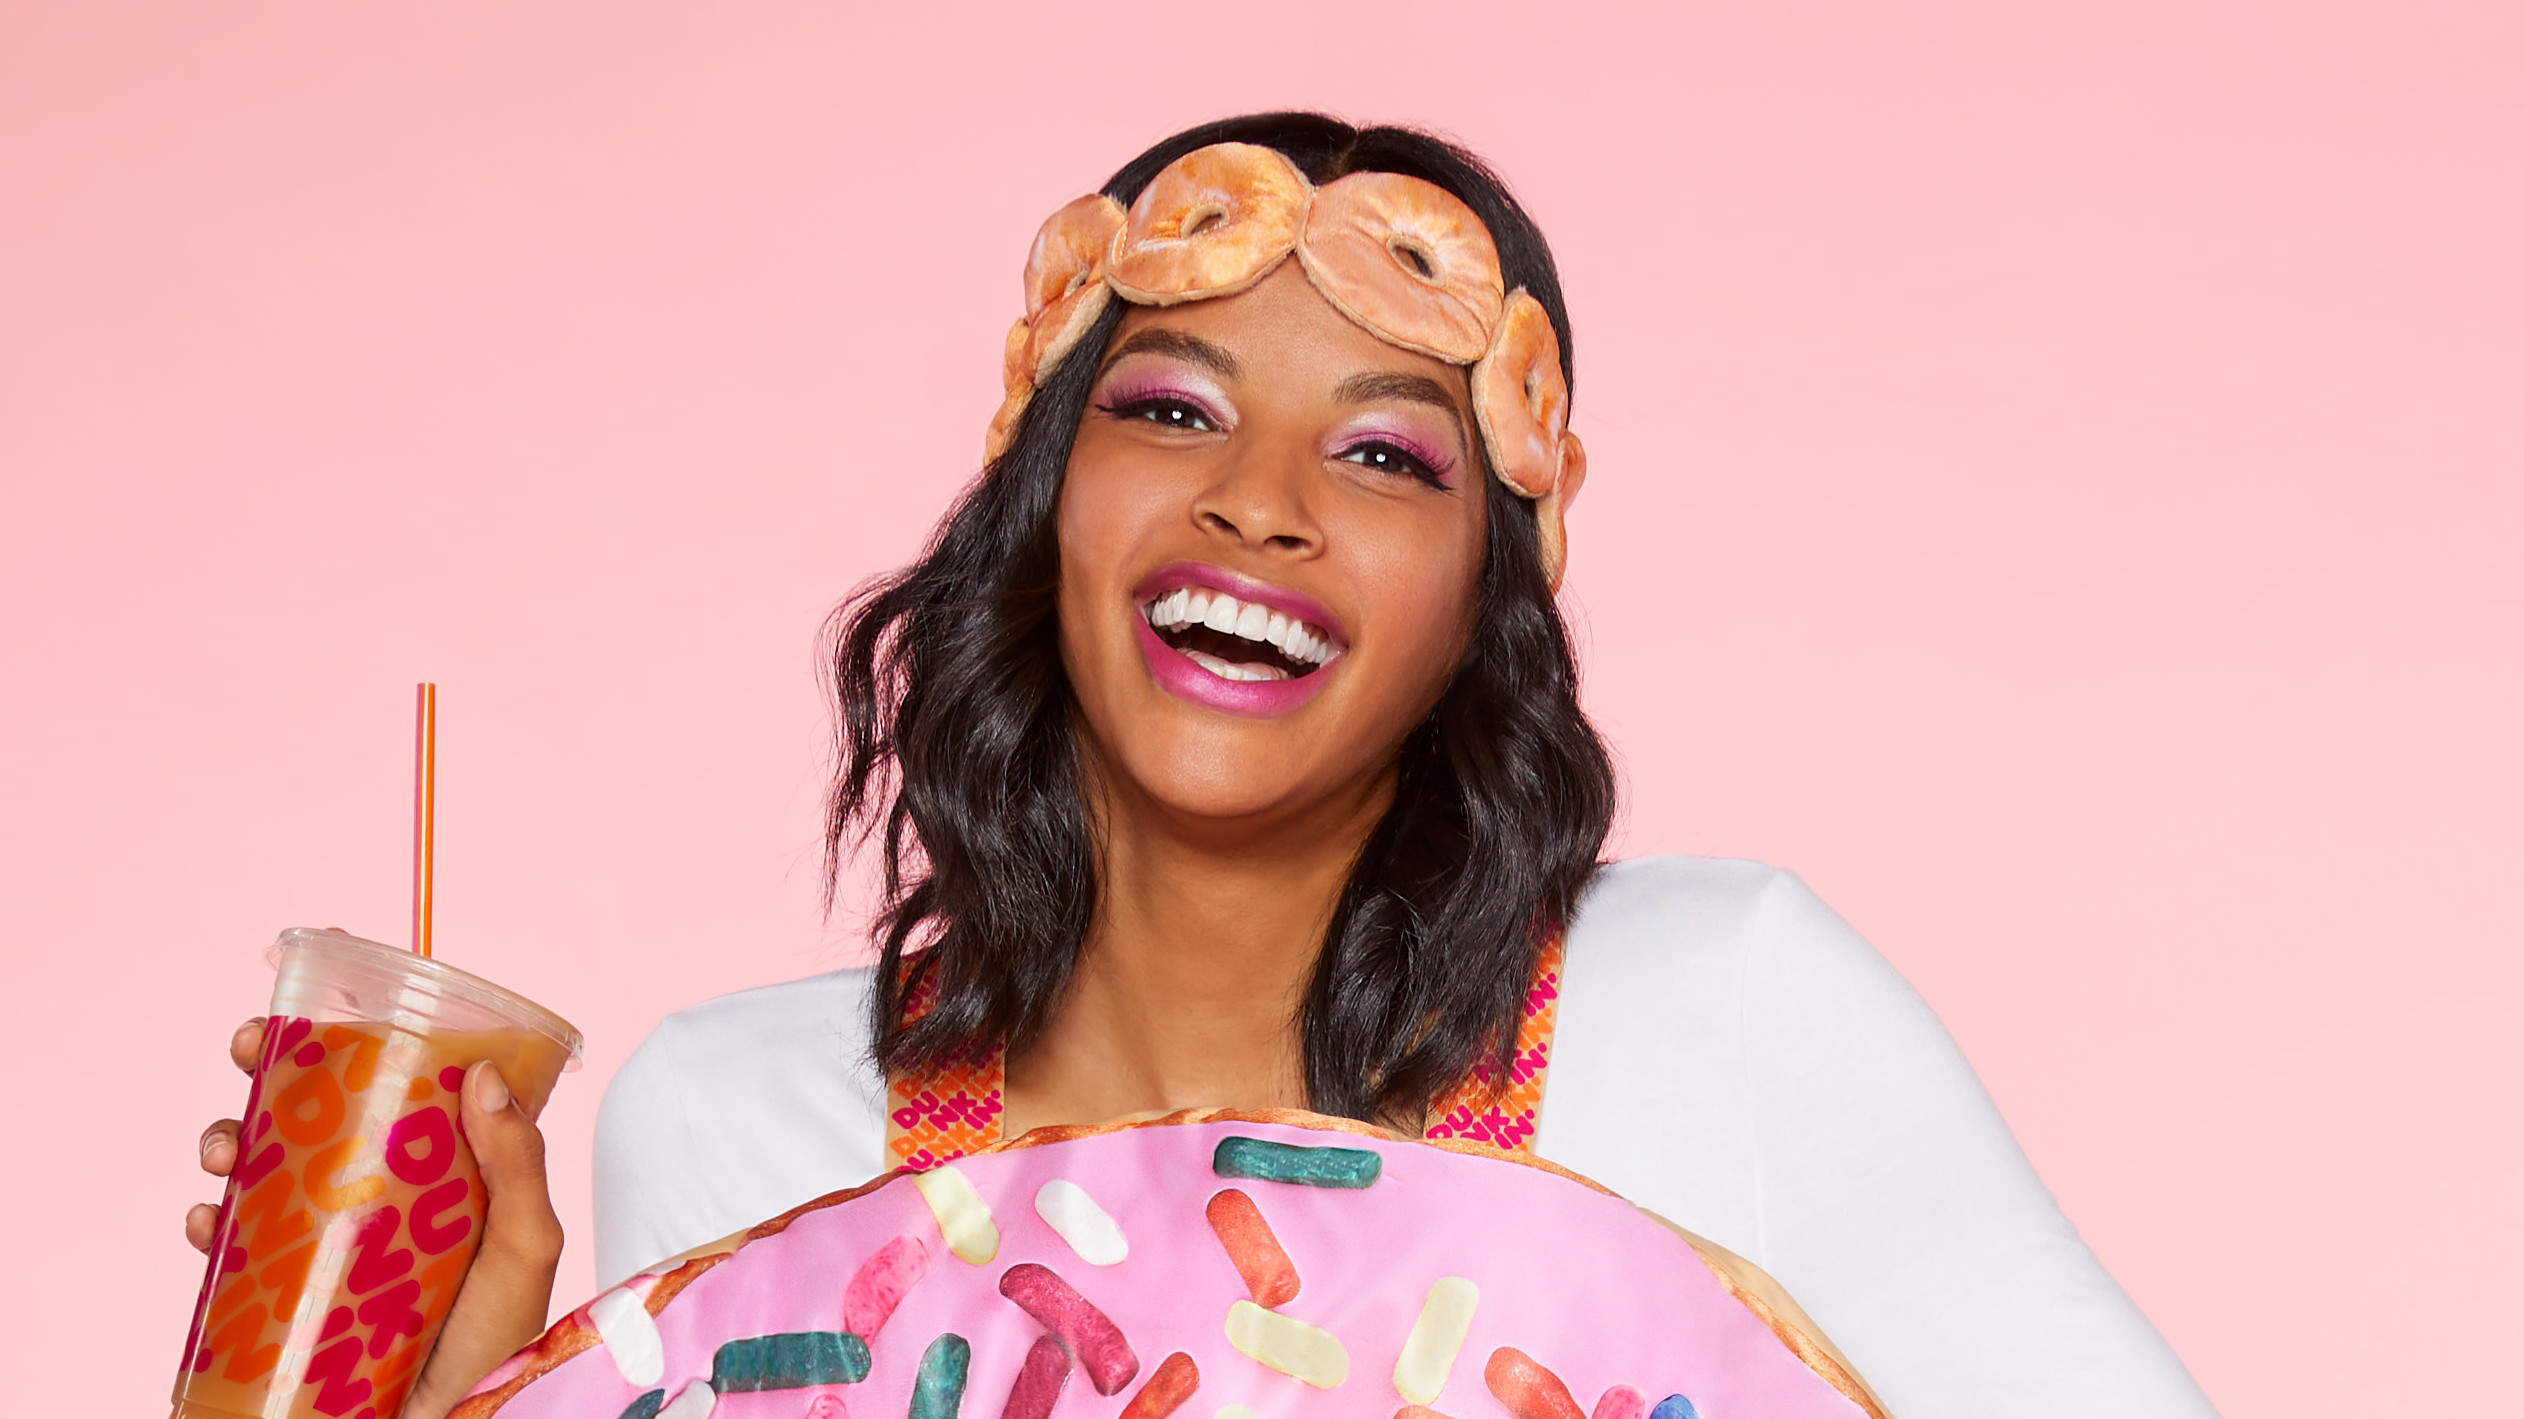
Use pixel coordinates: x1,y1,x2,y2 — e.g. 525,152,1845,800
827,112,1616,1129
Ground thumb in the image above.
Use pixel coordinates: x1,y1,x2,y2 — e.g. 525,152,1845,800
462,1061,562,1267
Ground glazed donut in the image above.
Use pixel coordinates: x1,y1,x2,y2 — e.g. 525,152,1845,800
1106,144,1311,305
985,315,1038,462
1533,433,1586,592
1022,195,1125,384
1469,291,1571,501
1296,172,1505,364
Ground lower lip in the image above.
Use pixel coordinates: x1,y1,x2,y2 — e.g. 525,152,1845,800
1134,616,1336,719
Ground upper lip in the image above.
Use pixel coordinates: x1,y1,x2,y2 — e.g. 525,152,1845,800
1131,562,1347,650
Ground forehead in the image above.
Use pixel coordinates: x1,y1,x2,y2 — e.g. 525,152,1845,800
1103,261,1470,403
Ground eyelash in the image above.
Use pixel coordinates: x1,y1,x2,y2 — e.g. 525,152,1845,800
1097,393,1218,433
1339,439,1451,489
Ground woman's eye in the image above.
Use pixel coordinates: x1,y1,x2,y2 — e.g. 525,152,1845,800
1339,440,1445,487
1102,396,1216,432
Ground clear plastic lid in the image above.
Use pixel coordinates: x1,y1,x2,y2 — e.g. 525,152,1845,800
265,927,583,1068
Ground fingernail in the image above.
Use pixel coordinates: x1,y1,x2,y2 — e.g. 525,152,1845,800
471,1062,511,1113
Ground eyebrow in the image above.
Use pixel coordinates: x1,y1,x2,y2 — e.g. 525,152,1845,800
1331,370,1464,415
1100,327,1244,380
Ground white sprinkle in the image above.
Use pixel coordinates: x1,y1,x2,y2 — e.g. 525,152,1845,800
1034,1179,1129,1265
659,1380,717,1418
590,1285,665,1387
1392,1277,1479,1404
913,1164,1000,1264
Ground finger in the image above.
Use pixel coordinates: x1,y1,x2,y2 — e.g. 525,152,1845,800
464,1062,563,1266
398,1063,562,1419
230,1018,266,1075
185,1202,222,1254
200,1118,241,1177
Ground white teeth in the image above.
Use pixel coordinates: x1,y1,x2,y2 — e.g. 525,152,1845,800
1139,586,1342,669
1182,648,1291,682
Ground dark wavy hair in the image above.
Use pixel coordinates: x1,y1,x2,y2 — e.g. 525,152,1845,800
826,112,1616,1128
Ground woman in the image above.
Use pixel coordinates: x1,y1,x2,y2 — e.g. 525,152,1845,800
190,113,2215,1418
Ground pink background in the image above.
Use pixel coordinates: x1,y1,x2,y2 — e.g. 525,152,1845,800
4,4,2516,1414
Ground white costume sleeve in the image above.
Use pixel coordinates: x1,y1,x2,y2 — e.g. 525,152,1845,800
591,967,888,1287
1544,857,2216,1418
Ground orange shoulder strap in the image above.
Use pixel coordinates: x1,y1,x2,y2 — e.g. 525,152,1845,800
882,931,1566,1168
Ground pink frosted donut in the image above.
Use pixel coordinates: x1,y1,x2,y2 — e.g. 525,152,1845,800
454,1110,1883,1419
1106,144,1311,305
1470,291,1572,501
1022,195,1125,384
1297,172,1505,364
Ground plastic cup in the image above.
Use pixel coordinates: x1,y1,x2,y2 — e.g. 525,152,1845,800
172,930,582,1419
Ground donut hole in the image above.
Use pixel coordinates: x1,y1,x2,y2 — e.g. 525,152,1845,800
1386,236,1441,282
1181,202,1233,238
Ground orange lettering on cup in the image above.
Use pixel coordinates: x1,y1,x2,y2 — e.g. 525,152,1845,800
258,1238,318,1323
305,1136,384,1212
210,1300,279,1383
322,1024,385,1093
273,1066,347,1146
233,1167,311,1256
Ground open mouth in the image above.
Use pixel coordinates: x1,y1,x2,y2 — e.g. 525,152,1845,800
1138,586,1344,683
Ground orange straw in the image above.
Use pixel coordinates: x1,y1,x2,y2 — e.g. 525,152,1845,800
412,682,437,957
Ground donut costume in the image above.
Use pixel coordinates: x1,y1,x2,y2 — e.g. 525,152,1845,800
988,143,1588,590
454,944,1890,1419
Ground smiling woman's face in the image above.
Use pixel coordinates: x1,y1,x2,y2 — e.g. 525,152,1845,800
1056,259,1489,828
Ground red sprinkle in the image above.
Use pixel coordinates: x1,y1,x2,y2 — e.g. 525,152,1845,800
998,1262,1139,1396
1204,1190,1301,1307
999,1333,1072,1419
1119,1352,1200,1419
1486,1348,1586,1419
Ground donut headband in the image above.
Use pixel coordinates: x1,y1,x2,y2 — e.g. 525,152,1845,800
989,142,1589,588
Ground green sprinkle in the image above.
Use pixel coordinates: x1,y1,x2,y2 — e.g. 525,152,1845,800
711,1331,873,1392
618,1392,666,1419
1212,1136,1382,1189
910,1334,972,1419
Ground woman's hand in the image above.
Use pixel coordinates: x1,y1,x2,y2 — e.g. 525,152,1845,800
187,1020,565,1419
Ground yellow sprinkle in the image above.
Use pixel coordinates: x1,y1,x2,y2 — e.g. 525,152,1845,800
1392,1277,1479,1404
912,1165,999,1265
1214,1408,1259,1419
1224,1299,1347,1389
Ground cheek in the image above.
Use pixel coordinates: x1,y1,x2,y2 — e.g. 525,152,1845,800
1347,505,1487,696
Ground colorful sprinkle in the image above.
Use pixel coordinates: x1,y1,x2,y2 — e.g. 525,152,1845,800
711,1332,872,1392
659,1381,717,1418
1204,1191,1300,1307
1392,1277,1478,1404
1034,1179,1129,1265
998,1333,1073,1419
1223,1299,1348,1388
590,1286,666,1387
1215,1408,1259,1419
1211,1136,1381,1189
998,1262,1139,1395
1120,1352,1200,1419
1396,1408,1454,1419
844,1234,932,1337
912,1166,1000,1265
1484,1348,1583,1419
618,1392,665,1419
1592,1386,1646,1419
911,1334,970,1419
1649,1397,1701,1419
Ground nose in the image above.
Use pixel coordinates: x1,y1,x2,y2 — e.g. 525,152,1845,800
1190,434,1322,557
